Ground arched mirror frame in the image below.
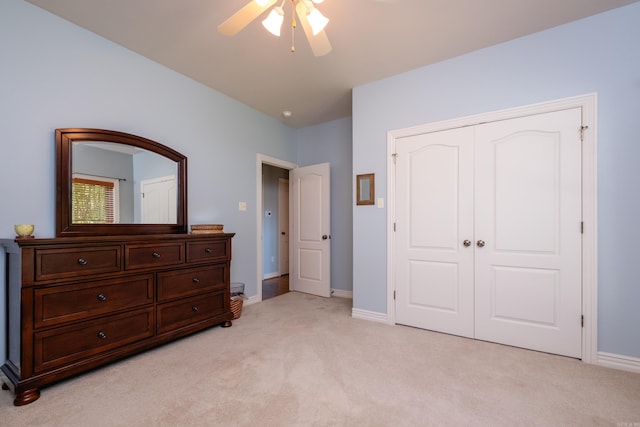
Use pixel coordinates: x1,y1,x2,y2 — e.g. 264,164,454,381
56,128,188,237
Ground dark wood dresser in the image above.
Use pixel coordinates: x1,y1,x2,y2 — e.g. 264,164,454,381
1,233,234,406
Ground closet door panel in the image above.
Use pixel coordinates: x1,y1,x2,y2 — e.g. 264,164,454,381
474,108,582,358
394,127,475,338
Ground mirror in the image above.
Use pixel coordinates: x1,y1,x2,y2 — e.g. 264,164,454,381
56,128,188,236
356,173,375,205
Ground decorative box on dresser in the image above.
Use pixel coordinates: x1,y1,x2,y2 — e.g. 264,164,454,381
1,233,235,406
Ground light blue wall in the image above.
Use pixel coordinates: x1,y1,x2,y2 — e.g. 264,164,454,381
352,3,640,357
297,118,353,292
0,0,299,359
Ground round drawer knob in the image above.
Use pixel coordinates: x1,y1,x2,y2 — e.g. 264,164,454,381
204,248,212,253
192,306,199,312
77,258,88,266
192,277,200,284
97,331,107,339
152,252,161,258
97,293,107,301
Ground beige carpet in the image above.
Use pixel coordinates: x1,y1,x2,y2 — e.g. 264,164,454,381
2,292,639,426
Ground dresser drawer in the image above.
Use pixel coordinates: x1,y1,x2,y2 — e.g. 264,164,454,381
157,265,227,302
156,291,227,334
125,242,184,270
186,239,230,263
33,308,154,374
36,246,122,281
34,274,154,329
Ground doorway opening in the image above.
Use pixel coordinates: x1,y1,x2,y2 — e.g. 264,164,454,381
262,164,290,300
256,154,297,302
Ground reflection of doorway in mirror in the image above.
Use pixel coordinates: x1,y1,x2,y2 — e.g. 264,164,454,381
141,175,177,223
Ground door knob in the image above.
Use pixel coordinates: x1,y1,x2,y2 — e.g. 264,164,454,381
322,235,329,240
463,240,472,247
477,240,486,248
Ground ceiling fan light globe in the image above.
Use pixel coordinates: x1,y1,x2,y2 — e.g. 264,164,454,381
255,0,271,6
262,7,284,36
307,8,329,35
311,0,325,3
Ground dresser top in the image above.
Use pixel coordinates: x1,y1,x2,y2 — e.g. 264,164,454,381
1,233,235,249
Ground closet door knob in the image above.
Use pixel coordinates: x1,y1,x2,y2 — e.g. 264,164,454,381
463,240,472,247
477,240,486,248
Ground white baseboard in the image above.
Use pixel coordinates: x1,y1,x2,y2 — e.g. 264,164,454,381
245,295,260,306
331,289,353,299
597,352,640,373
351,308,389,324
246,289,352,304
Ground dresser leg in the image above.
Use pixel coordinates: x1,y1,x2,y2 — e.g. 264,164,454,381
14,388,41,406
221,320,232,328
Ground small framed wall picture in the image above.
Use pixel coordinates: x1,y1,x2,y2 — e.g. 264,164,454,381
356,173,375,205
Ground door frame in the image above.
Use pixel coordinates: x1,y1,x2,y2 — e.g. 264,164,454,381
386,93,598,363
278,177,289,275
256,154,297,302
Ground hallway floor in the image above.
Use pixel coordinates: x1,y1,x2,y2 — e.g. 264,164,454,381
262,274,289,300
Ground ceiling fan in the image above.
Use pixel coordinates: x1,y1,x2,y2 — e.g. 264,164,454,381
218,0,332,56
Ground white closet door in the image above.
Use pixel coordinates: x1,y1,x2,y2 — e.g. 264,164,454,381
394,107,583,358
395,127,475,338
474,108,583,358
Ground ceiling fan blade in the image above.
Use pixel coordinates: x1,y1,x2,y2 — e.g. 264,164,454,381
305,28,332,57
218,0,277,36
295,1,332,56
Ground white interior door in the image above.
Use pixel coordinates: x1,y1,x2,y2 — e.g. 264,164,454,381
291,163,331,297
394,108,582,358
279,178,289,275
141,175,177,223
395,127,475,337
474,108,582,358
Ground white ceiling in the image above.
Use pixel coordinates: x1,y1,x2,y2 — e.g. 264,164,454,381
26,0,638,128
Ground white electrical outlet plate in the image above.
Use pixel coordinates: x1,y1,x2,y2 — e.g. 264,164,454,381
377,197,384,208
239,202,247,211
